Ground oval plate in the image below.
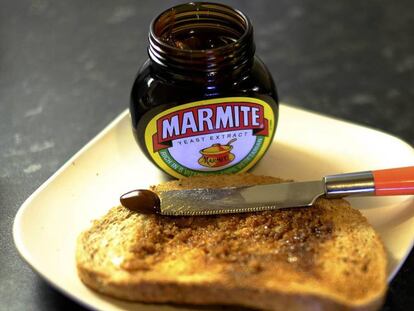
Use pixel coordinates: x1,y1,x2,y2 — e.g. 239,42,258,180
14,104,414,311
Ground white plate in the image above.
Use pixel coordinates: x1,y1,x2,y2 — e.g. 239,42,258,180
13,104,414,311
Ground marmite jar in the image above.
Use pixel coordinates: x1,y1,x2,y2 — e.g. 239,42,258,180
130,2,278,178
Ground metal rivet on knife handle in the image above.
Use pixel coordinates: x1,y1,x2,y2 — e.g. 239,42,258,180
323,171,375,198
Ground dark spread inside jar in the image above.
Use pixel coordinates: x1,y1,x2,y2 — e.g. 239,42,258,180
161,28,239,50
155,2,245,51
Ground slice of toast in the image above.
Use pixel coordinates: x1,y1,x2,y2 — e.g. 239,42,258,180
76,174,387,310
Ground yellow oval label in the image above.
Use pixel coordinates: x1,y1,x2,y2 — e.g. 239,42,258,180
144,97,276,178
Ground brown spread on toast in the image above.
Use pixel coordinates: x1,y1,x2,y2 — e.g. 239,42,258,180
77,173,387,311
120,206,334,275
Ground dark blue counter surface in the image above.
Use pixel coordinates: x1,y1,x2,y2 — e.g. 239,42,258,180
1,1,413,310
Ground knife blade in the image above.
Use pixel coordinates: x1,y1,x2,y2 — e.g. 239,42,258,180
120,166,414,216
158,181,324,216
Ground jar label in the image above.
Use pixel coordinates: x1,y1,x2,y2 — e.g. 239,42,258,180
144,97,275,178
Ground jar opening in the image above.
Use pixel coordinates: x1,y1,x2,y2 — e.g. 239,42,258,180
148,2,255,79
151,2,249,52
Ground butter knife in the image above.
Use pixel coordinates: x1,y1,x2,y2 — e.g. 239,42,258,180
120,166,414,216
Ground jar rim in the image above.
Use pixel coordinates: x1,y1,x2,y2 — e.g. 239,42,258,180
149,2,252,54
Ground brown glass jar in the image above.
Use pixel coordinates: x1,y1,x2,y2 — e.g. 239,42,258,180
130,2,278,178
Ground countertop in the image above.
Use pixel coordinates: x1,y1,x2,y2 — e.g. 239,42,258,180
1,0,413,310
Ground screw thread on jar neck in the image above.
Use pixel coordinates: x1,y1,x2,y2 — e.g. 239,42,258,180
148,2,255,83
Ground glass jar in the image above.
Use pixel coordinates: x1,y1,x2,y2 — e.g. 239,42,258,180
130,2,278,178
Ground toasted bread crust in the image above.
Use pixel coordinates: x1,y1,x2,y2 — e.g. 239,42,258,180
76,174,387,310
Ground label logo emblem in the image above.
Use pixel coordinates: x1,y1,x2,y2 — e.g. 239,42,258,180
144,97,275,178
198,138,237,168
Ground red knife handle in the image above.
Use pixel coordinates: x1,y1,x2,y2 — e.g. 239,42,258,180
324,166,414,198
372,166,414,196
